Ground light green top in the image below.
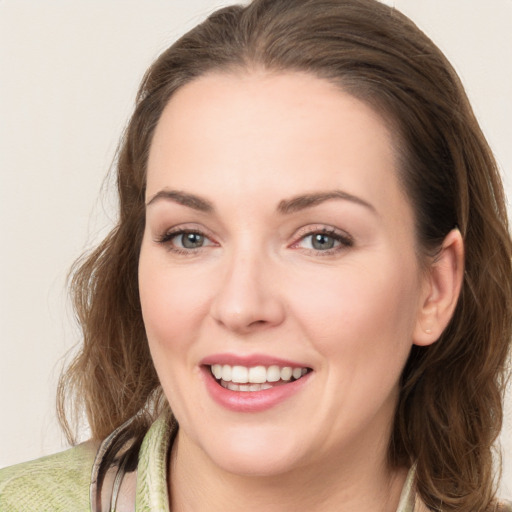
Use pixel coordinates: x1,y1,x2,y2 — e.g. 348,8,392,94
0,439,97,511
2,414,509,511
0,415,175,512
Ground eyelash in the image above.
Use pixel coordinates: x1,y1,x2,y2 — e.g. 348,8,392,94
155,226,354,256
291,227,354,255
155,228,216,255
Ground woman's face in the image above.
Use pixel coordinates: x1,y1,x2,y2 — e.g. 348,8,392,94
139,71,429,476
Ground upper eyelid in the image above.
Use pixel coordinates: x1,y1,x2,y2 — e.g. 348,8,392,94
292,224,353,241
156,223,215,238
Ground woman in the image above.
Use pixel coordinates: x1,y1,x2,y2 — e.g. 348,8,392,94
1,0,510,510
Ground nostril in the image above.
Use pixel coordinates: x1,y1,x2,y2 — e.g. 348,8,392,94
249,319,268,327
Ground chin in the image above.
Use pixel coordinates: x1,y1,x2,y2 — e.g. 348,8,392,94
208,450,303,478
196,425,306,477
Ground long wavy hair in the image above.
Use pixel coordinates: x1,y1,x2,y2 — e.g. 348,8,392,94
58,0,512,510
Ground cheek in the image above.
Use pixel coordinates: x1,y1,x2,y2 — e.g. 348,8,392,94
290,257,420,363
138,250,209,412
138,249,209,356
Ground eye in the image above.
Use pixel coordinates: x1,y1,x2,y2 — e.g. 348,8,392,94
156,228,217,253
309,233,338,250
175,232,206,249
293,227,353,254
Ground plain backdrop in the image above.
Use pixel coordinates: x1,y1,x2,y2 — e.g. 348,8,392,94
0,0,511,498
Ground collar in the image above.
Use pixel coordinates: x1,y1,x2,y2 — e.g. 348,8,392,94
135,411,175,511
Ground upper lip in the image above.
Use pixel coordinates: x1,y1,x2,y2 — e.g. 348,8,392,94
200,353,311,368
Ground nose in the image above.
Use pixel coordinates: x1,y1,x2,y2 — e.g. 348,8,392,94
210,250,286,334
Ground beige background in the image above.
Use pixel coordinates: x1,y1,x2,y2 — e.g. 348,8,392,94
0,0,510,498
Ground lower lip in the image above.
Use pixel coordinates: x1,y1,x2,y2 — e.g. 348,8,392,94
202,367,311,413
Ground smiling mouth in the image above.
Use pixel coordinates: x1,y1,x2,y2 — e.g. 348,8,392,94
209,364,311,392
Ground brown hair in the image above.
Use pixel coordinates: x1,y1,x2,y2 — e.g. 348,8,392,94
58,0,512,510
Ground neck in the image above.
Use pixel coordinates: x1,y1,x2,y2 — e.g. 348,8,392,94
169,430,408,512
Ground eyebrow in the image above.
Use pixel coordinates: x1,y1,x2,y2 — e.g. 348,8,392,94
277,190,377,215
146,189,214,212
146,188,376,215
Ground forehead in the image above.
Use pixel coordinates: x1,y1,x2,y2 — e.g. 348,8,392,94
146,71,411,227
149,70,397,161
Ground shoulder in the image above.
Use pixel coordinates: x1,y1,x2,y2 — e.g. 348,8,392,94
0,440,98,512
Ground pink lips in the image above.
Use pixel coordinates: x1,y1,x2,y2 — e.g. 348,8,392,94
200,353,312,413
201,353,309,368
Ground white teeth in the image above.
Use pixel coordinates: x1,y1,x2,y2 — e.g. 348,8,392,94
220,381,275,392
211,364,222,379
267,365,281,382
221,365,232,382
210,363,309,386
231,365,248,383
280,367,293,381
248,366,267,383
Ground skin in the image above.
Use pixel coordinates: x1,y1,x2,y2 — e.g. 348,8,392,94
138,71,463,511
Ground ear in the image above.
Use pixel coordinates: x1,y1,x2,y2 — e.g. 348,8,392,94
413,229,464,347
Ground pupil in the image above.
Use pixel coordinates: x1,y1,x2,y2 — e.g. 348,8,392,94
312,233,334,250
182,233,204,248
